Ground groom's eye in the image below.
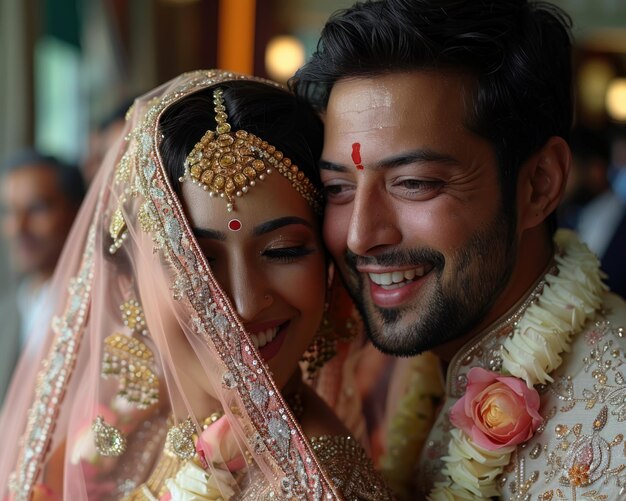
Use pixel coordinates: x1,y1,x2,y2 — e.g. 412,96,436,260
323,182,355,203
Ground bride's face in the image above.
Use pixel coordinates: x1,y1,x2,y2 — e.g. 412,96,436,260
181,170,326,388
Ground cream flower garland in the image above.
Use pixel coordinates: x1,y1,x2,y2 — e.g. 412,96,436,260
380,352,443,500
428,230,606,500
166,461,236,501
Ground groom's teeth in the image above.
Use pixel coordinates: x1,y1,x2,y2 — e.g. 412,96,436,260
368,266,428,286
392,271,404,283
252,326,279,348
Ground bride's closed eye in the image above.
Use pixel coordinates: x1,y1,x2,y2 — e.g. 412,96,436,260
262,245,316,264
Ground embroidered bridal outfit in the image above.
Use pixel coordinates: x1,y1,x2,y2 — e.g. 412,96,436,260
0,70,392,501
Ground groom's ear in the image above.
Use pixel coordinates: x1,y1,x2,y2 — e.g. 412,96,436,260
516,136,571,231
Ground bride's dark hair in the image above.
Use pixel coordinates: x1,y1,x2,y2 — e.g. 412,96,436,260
158,80,324,206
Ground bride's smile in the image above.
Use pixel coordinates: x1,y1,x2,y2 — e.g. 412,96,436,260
182,165,326,388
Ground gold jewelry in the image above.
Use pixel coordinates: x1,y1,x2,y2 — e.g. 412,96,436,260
109,203,128,254
302,304,359,380
101,298,159,408
102,333,159,408
92,415,127,456
203,412,224,428
166,417,197,460
301,314,338,380
120,299,148,336
179,87,321,213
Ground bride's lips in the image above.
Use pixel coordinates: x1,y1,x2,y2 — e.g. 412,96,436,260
246,320,289,362
359,264,435,308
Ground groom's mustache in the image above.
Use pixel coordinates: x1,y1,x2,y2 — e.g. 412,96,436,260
343,247,445,270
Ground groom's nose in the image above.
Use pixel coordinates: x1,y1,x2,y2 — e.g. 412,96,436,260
346,183,402,257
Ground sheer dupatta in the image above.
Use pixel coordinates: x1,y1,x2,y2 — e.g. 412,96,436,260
0,70,342,500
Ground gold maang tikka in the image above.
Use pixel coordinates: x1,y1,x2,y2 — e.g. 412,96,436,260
179,87,321,213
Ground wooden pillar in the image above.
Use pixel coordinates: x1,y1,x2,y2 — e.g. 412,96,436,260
218,0,256,74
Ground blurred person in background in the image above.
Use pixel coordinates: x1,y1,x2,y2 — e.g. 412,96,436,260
559,127,626,297
0,150,85,403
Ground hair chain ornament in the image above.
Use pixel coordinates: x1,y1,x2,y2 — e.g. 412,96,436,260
179,88,321,213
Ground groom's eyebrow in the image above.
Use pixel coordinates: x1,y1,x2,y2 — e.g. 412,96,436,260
319,159,347,172
319,149,459,172
192,227,226,241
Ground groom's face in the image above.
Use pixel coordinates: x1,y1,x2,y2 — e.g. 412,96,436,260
320,71,516,356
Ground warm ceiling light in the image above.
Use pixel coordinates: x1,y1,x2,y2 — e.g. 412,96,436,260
606,78,626,121
578,59,614,115
265,36,305,83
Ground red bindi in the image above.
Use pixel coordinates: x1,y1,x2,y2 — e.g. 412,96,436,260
228,219,242,231
351,142,364,170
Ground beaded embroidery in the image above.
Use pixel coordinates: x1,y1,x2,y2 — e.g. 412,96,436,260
9,226,96,498
9,71,339,501
120,70,339,500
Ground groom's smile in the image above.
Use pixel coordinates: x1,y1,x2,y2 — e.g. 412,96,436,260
320,71,516,356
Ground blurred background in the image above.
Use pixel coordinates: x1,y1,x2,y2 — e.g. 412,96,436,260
2,0,626,168
0,0,626,401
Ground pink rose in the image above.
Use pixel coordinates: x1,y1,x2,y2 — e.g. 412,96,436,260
450,367,542,451
196,415,247,472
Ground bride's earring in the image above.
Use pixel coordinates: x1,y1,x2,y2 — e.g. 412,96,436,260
302,273,360,380
92,415,127,456
101,298,160,408
301,304,338,380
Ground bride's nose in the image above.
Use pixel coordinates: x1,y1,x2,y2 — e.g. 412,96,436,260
227,264,273,322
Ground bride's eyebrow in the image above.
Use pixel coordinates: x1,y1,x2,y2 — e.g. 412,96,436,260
252,216,312,236
192,227,226,241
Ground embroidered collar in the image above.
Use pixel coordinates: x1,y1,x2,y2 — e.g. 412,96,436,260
429,229,607,500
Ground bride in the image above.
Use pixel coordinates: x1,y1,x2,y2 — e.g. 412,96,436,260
0,70,393,500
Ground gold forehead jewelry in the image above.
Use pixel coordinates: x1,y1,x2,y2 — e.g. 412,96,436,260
179,87,321,213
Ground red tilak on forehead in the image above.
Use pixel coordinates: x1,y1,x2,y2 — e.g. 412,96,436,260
351,143,364,170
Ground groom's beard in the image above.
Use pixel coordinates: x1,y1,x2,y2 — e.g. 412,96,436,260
339,210,516,356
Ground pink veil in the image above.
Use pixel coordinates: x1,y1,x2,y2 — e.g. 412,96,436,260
0,70,347,500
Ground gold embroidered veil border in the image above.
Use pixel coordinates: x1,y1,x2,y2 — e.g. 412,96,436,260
0,70,342,501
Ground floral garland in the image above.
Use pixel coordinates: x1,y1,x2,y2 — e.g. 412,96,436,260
163,415,240,501
428,230,606,500
379,352,443,500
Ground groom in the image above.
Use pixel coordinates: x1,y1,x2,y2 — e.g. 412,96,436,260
293,0,626,498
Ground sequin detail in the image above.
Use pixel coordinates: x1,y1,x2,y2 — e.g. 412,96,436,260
9,226,96,498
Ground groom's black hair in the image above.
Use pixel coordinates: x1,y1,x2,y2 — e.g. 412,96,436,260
291,0,573,227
